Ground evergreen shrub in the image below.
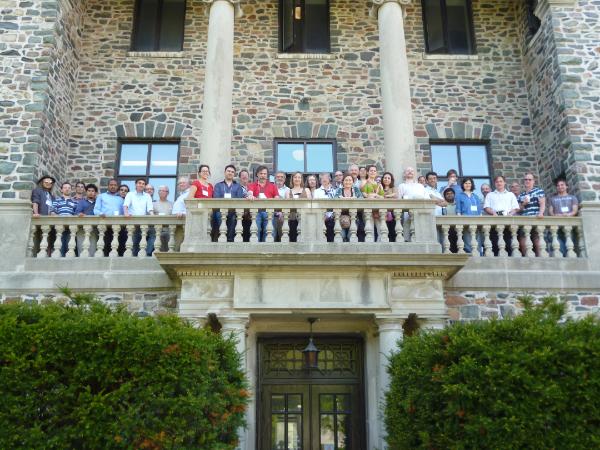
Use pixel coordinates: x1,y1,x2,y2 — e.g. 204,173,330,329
385,298,600,449
0,292,247,449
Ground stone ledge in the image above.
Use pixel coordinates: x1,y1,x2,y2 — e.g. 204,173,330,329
276,53,336,60
126,51,186,58
421,53,479,61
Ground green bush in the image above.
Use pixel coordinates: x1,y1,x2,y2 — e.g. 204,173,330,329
0,293,247,449
385,298,600,449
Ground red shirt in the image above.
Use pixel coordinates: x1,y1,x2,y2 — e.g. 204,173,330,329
247,181,279,199
192,180,214,198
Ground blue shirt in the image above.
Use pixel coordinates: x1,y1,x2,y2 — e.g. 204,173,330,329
439,183,463,196
456,192,482,216
51,197,77,216
213,180,245,199
93,191,124,216
74,199,95,216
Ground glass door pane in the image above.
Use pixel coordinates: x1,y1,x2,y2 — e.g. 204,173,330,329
262,385,309,450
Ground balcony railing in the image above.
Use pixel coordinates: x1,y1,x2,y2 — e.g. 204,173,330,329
436,216,586,258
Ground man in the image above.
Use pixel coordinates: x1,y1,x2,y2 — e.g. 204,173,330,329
424,171,448,216
478,183,492,202
152,185,173,251
517,172,546,256
274,171,290,199
510,181,521,199
442,188,456,215
333,170,344,189
417,175,426,186
51,182,77,256
94,179,125,256
247,165,279,242
73,181,86,201
438,169,462,196
549,178,579,256
123,178,154,256
74,184,98,256
239,169,250,197
272,171,290,242
348,164,361,189
119,184,129,199
145,184,155,201
213,165,245,242
484,175,520,256
172,177,190,217
31,175,56,217
238,169,251,241
314,173,336,242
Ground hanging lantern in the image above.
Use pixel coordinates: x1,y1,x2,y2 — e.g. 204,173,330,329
302,318,320,370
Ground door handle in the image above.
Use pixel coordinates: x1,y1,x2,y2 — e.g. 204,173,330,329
294,6,302,20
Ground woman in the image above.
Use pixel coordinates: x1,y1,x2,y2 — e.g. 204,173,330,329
188,164,213,198
334,173,363,242
361,165,385,241
381,171,398,241
306,174,318,198
456,177,483,254
287,172,311,241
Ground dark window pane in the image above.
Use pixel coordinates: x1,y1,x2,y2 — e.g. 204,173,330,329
335,394,351,413
306,143,334,173
271,394,286,412
278,143,305,172
320,394,334,413
446,0,473,54
150,144,178,175
120,144,149,175
424,0,445,53
459,145,489,176
305,0,329,53
431,145,459,176
133,0,159,51
159,0,185,51
288,394,302,412
281,0,295,51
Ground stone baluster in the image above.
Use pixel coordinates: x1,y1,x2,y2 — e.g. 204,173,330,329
51,225,63,258
249,209,258,242
38,225,51,258
66,225,77,258
139,224,149,257
468,225,479,258
27,225,37,257
379,209,389,243
497,225,508,257
364,210,374,242
394,209,403,243
576,225,586,258
218,209,228,242
81,225,92,257
507,224,518,257
538,225,549,257
549,225,560,257
124,225,135,257
109,225,120,257
441,224,450,253
265,210,274,243
482,224,493,256
96,224,106,258
167,225,176,252
234,209,244,242
456,225,465,254
281,210,290,243
349,209,358,242
522,225,533,257
333,209,343,243
564,225,576,258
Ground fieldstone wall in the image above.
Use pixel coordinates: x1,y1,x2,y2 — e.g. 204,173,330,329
446,290,600,322
0,290,178,316
0,0,84,199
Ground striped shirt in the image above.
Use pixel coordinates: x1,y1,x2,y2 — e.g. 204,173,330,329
518,186,545,216
51,197,77,216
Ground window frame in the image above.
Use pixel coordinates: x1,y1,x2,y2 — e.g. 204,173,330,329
116,139,181,198
131,0,187,52
278,0,331,54
421,0,476,55
274,139,337,175
429,140,492,185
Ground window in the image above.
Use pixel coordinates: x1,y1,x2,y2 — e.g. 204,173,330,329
526,0,541,42
275,140,336,174
117,141,179,201
422,0,475,54
279,0,330,53
131,0,186,51
430,142,491,188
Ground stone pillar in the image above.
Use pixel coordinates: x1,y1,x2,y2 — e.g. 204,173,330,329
201,0,241,177
373,0,416,177
375,315,404,449
220,313,250,450
580,202,600,265
0,200,32,271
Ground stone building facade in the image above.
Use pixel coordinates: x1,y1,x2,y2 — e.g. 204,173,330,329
1,0,600,449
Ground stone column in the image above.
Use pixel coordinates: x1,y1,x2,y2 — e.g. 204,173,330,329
372,0,416,177
201,0,241,177
375,315,404,449
580,203,600,266
0,200,32,272
220,313,250,450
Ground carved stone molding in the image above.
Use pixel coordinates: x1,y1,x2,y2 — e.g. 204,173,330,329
391,269,452,279
202,0,243,19
369,0,412,19
176,269,233,278
535,0,578,20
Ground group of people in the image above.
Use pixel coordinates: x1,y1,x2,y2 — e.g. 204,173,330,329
30,162,579,254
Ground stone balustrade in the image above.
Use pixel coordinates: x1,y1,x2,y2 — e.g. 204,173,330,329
436,215,586,258
29,216,185,258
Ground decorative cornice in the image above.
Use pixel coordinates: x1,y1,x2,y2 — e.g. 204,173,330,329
369,0,412,19
176,269,233,278
392,270,451,279
202,0,243,19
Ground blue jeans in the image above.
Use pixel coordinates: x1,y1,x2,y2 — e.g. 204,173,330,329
256,211,268,242
132,226,155,256
212,210,237,242
463,229,484,255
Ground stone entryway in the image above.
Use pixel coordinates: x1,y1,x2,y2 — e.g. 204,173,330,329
257,336,365,450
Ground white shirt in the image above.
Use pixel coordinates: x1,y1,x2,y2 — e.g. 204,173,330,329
172,189,189,215
314,186,334,199
484,190,519,215
277,185,290,199
424,185,445,216
124,191,153,216
398,182,427,200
